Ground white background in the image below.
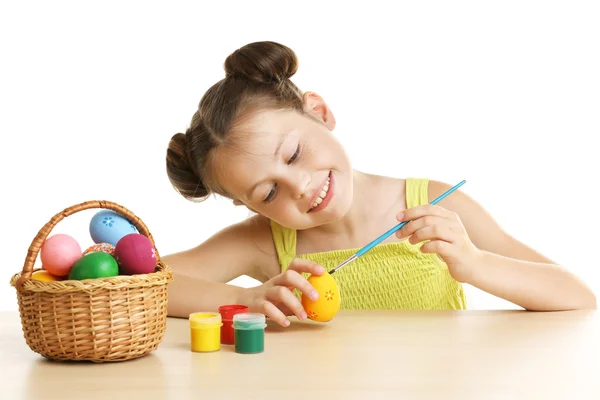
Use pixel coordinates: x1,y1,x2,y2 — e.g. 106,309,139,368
1,1,598,311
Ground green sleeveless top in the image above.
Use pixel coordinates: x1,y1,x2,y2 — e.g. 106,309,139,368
269,178,467,310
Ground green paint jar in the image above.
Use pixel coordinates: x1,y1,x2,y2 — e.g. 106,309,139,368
232,313,266,354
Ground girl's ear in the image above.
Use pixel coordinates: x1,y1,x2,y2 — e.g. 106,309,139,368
302,91,336,131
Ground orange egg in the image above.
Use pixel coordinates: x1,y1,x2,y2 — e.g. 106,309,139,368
301,272,341,322
32,270,62,282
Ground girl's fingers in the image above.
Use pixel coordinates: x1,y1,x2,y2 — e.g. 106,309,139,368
287,258,326,276
274,268,320,302
397,215,450,239
277,302,294,317
419,240,451,255
396,204,454,223
260,299,290,327
267,285,308,321
257,259,328,328
407,224,456,245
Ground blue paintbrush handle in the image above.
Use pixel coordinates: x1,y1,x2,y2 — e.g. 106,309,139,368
356,220,410,257
329,180,466,274
357,179,466,256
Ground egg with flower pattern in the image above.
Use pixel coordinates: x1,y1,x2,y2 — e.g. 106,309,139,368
89,210,138,246
301,271,340,322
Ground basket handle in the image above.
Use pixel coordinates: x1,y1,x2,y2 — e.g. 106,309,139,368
17,200,160,287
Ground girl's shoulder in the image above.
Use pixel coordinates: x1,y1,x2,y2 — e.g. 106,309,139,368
360,173,407,202
368,176,454,210
375,176,449,206
234,213,281,278
240,213,273,244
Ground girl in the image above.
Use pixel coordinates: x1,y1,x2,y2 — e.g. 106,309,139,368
163,41,596,327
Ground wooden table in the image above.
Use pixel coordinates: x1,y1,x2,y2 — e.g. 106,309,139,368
1,310,598,399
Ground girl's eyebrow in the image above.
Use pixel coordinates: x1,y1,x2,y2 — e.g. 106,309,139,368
245,130,296,200
245,131,291,200
273,131,291,160
247,181,263,201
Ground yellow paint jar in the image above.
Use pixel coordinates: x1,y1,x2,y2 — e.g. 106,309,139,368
189,312,222,352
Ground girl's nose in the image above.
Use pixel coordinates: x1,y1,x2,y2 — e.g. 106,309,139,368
290,171,311,199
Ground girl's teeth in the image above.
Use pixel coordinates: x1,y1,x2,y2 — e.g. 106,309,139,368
310,175,331,210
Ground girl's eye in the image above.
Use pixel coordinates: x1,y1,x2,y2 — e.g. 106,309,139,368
287,145,301,164
264,183,277,203
264,145,300,204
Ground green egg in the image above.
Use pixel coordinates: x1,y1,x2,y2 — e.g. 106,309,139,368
68,252,119,280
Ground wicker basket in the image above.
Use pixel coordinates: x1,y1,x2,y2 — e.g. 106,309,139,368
9,200,173,363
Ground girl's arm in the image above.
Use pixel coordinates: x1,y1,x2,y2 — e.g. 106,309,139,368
162,216,274,318
465,249,595,311
162,215,324,326
428,180,597,311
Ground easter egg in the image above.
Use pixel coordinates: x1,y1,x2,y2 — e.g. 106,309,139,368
32,270,62,282
40,234,82,277
89,210,138,246
68,252,119,280
301,272,341,322
83,242,115,256
114,233,157,275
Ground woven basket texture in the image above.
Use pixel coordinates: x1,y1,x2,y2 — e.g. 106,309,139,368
10,200,173,362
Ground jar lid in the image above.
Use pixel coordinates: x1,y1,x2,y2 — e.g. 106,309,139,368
189,312,222,329
218,304,249,320
232,313,267,330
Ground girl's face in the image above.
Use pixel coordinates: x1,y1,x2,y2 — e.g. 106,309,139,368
212,101,353,230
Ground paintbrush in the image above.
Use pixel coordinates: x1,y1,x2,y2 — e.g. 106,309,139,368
328,180,467,274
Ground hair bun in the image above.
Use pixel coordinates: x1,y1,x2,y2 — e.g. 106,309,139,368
224,41,298,84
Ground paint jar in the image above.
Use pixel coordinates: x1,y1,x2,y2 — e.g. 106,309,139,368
189,312,222,352
233,313,267,354
218,304,249,345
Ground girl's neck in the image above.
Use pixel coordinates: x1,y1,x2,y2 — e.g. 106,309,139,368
310,169,384,238
295,170,407,254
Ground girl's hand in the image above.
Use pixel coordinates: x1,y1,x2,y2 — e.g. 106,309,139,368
238,258,324,327
396,204,482,283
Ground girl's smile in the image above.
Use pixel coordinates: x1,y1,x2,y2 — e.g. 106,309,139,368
307,171,333,213
211,107,353,230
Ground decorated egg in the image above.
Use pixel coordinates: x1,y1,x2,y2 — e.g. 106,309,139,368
301,272,341,322
68,252,119,280
83,242,115,256
32,270,62,282
114,233,156,275
89,210,138,246
40,234,82,277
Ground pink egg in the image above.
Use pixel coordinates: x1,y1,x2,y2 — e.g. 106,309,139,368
40,234,82,277
114,233,156,275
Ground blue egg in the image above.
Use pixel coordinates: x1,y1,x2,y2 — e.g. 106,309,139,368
89,210,138,246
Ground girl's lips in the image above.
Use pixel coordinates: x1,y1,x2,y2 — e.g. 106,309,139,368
308,171,333,213
308,173,330,207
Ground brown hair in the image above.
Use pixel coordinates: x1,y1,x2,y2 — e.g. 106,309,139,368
166,41,306,201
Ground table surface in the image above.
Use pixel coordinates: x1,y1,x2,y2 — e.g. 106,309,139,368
1,310,599,399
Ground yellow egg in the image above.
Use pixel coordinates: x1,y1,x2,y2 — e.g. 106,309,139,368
31,270,62,282
301,272,341,322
